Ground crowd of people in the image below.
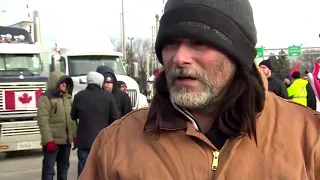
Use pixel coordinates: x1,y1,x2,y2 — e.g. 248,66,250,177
259,59,317,110
37,65,132,180
37,0,320,179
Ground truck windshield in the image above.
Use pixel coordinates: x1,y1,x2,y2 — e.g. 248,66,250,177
0,54,41,75
68,55,126,76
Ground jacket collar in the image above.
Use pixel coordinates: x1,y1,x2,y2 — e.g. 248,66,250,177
145,72,189,131
86,84,103,90
144,64,269,132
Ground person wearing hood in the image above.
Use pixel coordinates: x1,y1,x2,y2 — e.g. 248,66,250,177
259,60,288,99
117,81,127,92
71,71,120,177
96,65,133,117
37,71,76,180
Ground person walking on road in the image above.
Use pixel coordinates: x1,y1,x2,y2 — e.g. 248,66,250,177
80,0,320,179
259,60,288,98
96,65,132,117
71,71,120,177
37,71,76,180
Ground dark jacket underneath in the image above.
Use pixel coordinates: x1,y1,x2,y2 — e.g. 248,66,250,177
306,82,317,110
267,74,288,99
71,84,120,149
96,65,133,116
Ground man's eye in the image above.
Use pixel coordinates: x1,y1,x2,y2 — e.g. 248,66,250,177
192,41,206,46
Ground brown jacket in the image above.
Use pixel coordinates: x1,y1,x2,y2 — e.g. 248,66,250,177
79,68,320,180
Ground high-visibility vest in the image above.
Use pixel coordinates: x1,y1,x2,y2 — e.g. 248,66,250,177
287,79,308,106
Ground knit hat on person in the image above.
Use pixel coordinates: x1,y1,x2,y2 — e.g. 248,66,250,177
259,60,273,71
155,0,257,70
284,74,291,80
104,73,114,83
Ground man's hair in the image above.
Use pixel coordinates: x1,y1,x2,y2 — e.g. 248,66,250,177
216,65,265,142
292,71,301,79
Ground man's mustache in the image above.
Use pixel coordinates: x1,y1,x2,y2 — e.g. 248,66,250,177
167,68,207,84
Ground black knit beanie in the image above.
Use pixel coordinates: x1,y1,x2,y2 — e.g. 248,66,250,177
259,60,273,71
155,0,257,70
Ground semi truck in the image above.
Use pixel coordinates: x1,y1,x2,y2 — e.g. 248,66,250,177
38,17,148,109
0,13,46,152
0,10,148,152
46,43,149,109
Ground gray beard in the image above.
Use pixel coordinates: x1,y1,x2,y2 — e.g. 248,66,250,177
169,82,215,109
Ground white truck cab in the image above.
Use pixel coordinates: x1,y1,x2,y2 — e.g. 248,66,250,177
45,44,148,109
0,23,46,152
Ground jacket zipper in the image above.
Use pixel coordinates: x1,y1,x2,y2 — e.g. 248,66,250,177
211,139,229,171
62,97,70,144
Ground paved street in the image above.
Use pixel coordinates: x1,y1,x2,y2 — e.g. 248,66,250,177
0,149,78,180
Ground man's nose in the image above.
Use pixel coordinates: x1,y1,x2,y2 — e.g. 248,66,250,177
172,43,193,67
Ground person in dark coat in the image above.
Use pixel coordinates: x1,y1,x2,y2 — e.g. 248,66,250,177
118,81,127,92
70,71,120,177
283,74,292,87
259,60,288,99
304,70,317,110
96,65,133,116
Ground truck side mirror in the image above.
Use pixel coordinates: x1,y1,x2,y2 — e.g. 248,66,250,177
79,78,87,84
133,62,139,78
50,55,66,73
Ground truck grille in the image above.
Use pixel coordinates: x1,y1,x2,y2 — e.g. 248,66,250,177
0,82,46,118
1,121,40,136
127,89,137,108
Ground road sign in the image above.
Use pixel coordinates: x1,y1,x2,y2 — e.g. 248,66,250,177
288,46,302,57
256,47,264,58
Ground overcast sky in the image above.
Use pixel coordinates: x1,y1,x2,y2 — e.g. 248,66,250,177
1,0,320,48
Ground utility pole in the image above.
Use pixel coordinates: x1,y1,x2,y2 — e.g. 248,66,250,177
121,0,126,65
128,37,134,53
155,14,160,69
127,37,134,76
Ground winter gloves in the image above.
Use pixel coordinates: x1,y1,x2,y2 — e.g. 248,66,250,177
46,141,57,152
45,138,76,152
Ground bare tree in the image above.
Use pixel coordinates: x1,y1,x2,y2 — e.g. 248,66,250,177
110,38,122,52
131,38,152,93
132,38,152,74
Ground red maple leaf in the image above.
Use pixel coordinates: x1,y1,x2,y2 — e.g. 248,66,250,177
19,93,32,104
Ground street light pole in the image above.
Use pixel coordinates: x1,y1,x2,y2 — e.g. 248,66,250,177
121,0,126,64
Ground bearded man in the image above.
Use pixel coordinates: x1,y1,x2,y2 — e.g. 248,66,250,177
79,0,320,179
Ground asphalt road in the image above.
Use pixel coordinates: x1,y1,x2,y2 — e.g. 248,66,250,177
0,149,78,180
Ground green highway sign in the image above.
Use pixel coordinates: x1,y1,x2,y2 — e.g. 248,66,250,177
288,46,302,57
256,47,264,58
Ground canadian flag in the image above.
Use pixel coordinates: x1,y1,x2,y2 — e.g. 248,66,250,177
3,89,43,110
